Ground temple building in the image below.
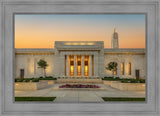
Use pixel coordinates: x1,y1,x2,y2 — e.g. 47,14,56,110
15,30,145,79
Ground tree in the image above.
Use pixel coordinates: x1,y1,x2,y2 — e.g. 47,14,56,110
106,62,118,78
37,59,48,77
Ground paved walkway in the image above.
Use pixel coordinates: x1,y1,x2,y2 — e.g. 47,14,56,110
15,84,145,103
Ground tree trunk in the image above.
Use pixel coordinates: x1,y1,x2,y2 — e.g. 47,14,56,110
44,68,46,77
112,70,114,78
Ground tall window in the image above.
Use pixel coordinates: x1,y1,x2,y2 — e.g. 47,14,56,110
92,55,94,76
128,62,131,75
65,55,67,76
114,67,117,75
69,55,74,76
84,55,89,76
77,55,81,76
121,62,124,75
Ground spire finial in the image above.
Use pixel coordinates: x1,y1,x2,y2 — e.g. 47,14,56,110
114,28,116,33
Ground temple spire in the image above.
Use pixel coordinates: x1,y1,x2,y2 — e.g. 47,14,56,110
111,28,119,49
114,28,116,33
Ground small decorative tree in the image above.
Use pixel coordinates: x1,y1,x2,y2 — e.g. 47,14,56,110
106,62,118,78
37,59,48,77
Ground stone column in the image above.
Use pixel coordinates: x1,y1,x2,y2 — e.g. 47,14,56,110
94,54,98,77
82,55,84,77
89,55,92,77
66,55,69,77
74,55,77,77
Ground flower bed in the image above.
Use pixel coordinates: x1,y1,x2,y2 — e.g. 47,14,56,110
59,84,100,88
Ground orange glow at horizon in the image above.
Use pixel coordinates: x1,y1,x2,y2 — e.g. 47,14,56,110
15,14,145,49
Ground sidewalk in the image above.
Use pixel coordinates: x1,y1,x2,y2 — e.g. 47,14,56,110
15,84,145,102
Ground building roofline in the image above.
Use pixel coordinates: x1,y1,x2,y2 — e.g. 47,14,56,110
104,48,145,55
15,48,145,55
15,48,54,54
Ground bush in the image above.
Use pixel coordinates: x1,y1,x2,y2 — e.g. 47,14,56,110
38,76,57,80
16,79,24,82
139,79,145,83
104,77,113,79
102,77,114,80
46,76,53,78
39,76,43,78
115,77,120,80
121,80,129,83
130,79,139,83
15,79,18,82
32,78,39,82
26,79,30,82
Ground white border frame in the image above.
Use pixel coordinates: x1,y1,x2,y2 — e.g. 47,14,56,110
0,0,159,116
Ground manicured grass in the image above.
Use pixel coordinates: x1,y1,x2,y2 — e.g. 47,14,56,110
15,97,56,101
102,97,145,101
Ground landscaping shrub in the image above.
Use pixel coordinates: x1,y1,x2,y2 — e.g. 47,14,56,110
115,77,120,80
102,77,114,80
59,84,100,88
121,80,129,83
46,76,53,78
38,76,57,80
130,79,139,83
23,79,30,82
39,76,43,78
16,79,24,82
139,79,145,83
15,78,18,82
32,78,39,82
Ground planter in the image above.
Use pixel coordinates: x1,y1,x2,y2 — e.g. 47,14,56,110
103,80,112,85
59,84,100,88
110,81,145,91
15,81,48,90
39,80,55,85
56,78,103,84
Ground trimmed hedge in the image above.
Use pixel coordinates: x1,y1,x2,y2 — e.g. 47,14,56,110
15,76,57,82
102,77,145,83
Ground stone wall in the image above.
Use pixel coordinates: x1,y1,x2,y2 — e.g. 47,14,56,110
15,51,54,78
104,52,145,79
56,79,103,84
15,81,49,90
15,47,145,79
107,81,145,91
39,80,55,85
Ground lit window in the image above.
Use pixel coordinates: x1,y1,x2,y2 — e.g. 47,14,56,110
77,55,81,76
69,55,74,76
70,66,74,76
85,66,88,76
114,67,117,75
121,62,124,75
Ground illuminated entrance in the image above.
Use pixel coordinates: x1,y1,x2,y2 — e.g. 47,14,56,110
69,55,74,76
84,55,89,76
65,55,93,77
77,55,82,76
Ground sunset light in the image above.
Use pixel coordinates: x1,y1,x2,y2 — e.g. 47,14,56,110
15,14,145,48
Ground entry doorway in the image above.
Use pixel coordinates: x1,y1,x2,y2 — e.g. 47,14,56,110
69,55,74,76
20,69,24,79
135,70,140,79
84,55,89,76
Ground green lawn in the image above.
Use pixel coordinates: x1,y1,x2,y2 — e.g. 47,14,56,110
102,97,145,101
15,97,56,101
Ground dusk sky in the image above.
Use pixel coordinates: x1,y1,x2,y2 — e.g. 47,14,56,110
15,14,145,48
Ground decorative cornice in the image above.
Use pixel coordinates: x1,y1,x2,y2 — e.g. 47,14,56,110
104,53,145,55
